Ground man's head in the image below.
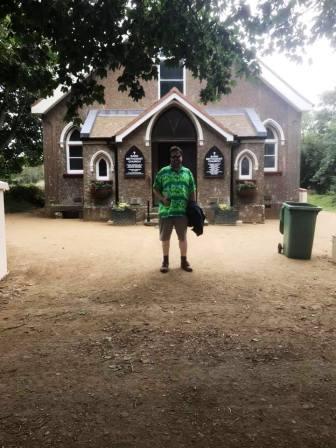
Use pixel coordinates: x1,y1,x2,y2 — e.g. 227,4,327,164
169,146,183,170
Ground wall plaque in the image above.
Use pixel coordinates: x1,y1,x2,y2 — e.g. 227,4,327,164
125,146,145,177
204,147,224,178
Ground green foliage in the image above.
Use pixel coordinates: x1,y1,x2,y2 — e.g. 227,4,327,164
0,1,334,120
90,180,113,191
12,165,44,185
308,193,336,212
236,181,256,192
1,0,336,178
4,184,45,213
301,88,336,193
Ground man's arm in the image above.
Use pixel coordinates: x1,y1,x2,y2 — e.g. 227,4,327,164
153,188,170,206
189,190,196,202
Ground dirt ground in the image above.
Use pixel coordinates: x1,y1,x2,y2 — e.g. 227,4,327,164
1,212,336,448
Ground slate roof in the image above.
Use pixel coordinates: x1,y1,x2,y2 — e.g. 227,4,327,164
80,92,266,141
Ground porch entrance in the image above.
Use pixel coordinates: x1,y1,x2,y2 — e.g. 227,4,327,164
151,107,197,205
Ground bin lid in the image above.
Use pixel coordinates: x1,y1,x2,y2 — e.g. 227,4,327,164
283,201,322,212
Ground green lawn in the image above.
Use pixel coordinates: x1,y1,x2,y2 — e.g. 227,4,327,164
308,193,336,212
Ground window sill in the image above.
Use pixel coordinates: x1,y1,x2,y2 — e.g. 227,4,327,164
264,171,282,176
63,173,83,178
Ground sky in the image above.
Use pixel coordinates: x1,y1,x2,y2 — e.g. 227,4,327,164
262,38,336,107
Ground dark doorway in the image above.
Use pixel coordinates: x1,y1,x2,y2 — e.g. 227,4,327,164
151,107,197,204
152,142,197,181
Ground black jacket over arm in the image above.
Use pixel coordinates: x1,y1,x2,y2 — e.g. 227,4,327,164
186,201,205,236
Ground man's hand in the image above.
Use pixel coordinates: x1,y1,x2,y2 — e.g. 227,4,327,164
162,195,170,206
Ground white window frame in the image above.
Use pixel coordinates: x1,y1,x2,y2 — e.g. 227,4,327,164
66,128,83,174
96,157,109,180
158,62,186,99
264,126,278,172
239,156,253,180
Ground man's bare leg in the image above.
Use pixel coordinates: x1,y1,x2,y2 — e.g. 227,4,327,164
179,239,187,257
160,240,170,273
179,239,192,272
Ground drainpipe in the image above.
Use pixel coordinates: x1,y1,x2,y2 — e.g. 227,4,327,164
230,139,240,207
110,139,119,204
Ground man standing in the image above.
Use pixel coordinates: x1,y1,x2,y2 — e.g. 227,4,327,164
153,146,196,273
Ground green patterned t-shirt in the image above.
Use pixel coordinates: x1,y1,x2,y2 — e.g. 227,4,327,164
153,166,196,218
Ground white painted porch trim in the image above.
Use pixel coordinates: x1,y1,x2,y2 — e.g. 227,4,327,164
115,92,234,143
145,104,204,146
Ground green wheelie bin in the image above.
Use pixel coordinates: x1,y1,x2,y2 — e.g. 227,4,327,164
279,201,322,259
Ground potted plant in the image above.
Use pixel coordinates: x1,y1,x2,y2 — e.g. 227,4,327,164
236,181,257,198
214,203,239,225
111,202,136,225
91,181,113,200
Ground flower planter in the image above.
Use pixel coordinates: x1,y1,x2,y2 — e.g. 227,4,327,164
214,209,239,225
91,182,113,201
111,208,136,225
237,188,256,199
91,188,112,200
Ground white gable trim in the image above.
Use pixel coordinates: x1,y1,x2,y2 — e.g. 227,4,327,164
60,122,75,148
90,150,114,173
259,61,313,112
115,92,234,142
145,104,204,146
263,118,285,145
234,149,259,171
31,85,69,115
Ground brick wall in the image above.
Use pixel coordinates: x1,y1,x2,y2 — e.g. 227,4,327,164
42,67,302,221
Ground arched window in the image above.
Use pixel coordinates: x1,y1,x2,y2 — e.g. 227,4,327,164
264,126,278,172
96,157,109,180
239,156,252,180
66,128,83,174
152,107,196,141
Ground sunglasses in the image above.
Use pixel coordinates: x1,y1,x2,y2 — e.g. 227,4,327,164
170,154,182,159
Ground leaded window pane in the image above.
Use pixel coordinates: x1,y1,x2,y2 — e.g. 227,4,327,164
266,127,275,139
160,63,183,80
69,129,81,141
69,146,83,158
98,158,107,177
152,107,196,140
160,81,184,97
265,143,275,155
241,157,250,175
69,158,83,170
264,155,275,168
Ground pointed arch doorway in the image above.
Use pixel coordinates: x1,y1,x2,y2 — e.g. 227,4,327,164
151,107,197,204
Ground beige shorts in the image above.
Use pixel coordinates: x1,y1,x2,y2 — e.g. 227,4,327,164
159,216,188,241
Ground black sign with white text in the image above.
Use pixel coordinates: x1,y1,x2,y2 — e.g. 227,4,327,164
204,147,224,178
125,146,145,177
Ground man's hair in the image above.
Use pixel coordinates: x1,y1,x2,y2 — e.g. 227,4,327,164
169,145,183,156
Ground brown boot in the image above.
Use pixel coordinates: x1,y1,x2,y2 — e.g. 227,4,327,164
160,261,169,273
181,259,193,272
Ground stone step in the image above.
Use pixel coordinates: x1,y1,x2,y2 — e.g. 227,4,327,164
144,218,159,226
144,218,209,226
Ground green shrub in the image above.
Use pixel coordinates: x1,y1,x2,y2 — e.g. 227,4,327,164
4,184,45,213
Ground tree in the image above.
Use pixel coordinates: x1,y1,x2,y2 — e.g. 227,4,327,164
1,0,336,178
0,88,43,179
301,88,336,193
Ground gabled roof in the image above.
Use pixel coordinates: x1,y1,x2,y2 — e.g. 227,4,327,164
31,85,68,115
259,61,313,112
81,103,266,140
205,107,266,138
111,88,234,142
31,62,313,116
